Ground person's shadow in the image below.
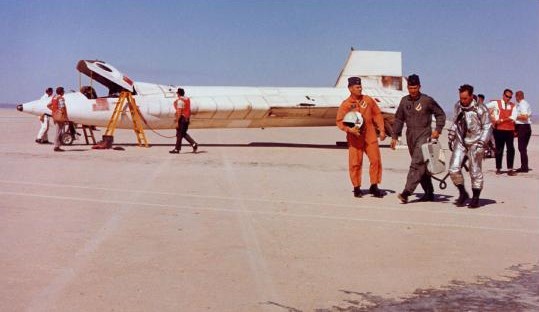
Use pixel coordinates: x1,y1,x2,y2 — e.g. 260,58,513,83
405,193,496,209
467,198,497,208
436,194,497,208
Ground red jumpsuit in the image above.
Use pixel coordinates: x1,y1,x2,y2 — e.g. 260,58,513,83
336,95,385,188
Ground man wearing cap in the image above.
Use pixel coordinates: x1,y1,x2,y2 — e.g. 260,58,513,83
336,77,386,198
390,74,446,203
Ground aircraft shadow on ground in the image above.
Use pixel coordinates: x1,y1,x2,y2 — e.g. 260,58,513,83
69,141,399,150
62,148,88,152
71,142,350,149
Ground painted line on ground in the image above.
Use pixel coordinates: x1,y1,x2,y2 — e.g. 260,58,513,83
0,179,537,220
23,156,173,312
1,190,538,235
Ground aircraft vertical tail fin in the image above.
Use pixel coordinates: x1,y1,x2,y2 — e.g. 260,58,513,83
335,49,405,90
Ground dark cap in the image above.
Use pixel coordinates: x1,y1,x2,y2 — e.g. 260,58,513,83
347,77,362,87
407,74,420,86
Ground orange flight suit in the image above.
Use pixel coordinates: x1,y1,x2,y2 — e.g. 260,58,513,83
336,95,385,188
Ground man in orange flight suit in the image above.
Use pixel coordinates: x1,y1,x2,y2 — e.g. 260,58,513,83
336,77,386,198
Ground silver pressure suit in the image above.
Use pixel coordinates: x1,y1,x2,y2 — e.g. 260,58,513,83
448,100,492,189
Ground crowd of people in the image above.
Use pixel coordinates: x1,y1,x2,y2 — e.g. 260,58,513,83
336,75,533,208
36,78,532,208
36,86,199,154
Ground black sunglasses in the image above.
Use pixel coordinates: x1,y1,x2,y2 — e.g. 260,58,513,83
504,93,512,99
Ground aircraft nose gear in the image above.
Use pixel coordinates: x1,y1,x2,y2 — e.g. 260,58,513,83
61,122,80,145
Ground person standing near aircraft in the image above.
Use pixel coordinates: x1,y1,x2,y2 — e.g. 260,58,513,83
477,94,495,154
390,74,446,203
170,88,198,154
514,90,532,173
487,89,517,176
447,84,492,208
36,87,53,144
477,94,485,105
336,77,386,198
47,87,68,152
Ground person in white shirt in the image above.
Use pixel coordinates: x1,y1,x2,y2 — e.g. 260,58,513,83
486,89,518,175
515,90,532,172
36,87,53,144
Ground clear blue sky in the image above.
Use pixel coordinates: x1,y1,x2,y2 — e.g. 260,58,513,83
1,0,538,112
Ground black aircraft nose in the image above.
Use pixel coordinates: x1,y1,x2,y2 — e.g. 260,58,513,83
16,104,23,112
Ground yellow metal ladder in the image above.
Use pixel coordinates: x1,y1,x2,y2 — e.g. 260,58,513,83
104,91,149,147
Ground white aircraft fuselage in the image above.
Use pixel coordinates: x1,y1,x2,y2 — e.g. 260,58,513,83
17,51,407,133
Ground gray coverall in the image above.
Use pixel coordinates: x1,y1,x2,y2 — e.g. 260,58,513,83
448,101,492,189
392,93,446,194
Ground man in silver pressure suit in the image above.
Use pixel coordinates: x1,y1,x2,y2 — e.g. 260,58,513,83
448,84,492,208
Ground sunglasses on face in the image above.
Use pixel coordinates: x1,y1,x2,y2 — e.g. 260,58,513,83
504,94,512,99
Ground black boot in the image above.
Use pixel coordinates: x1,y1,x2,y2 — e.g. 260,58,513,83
418,191,435,202
353,187,362,198
418,176,435,201
398,190,411,203
469,188,481,209
369,184,384,198
454,184,469,207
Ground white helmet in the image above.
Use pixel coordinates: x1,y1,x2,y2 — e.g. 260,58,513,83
343,111,364,129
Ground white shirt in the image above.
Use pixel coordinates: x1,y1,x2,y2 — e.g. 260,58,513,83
486,100,518,122
41,93,52,100
515,99,532,124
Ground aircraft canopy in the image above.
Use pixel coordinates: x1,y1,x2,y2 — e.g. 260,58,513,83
77,60,135,94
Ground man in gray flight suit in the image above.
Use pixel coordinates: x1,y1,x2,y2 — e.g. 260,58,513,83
390,74,446,203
